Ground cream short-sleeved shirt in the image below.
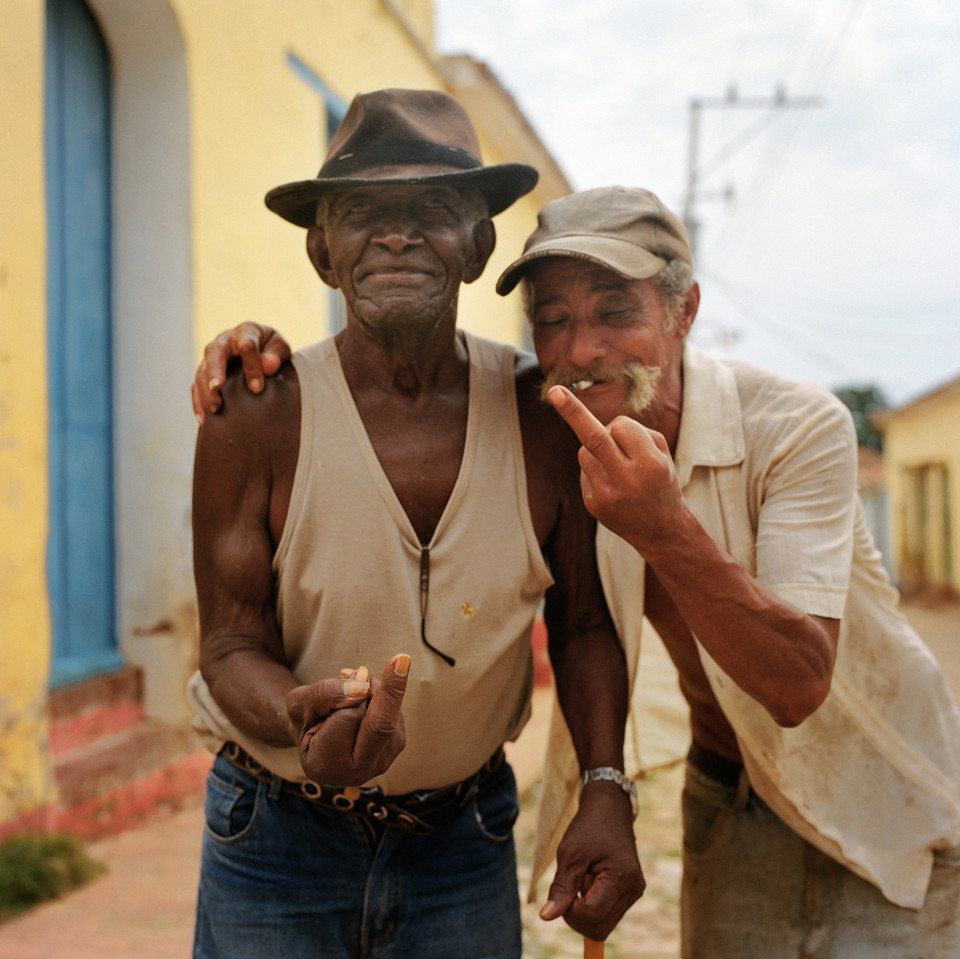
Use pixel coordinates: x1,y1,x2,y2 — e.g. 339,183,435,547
533,343,960,910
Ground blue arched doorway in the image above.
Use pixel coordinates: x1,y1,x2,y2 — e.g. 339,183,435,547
45,0,121,685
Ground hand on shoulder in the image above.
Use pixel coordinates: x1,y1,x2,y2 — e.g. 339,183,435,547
192,323,292,423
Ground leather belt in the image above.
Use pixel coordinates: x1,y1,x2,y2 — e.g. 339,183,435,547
687,741,744,788
218,742,504,836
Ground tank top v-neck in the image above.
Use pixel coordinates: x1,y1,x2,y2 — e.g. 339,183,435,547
188,331,553,793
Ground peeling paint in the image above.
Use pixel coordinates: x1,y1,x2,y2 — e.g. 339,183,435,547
0,700,55,820
130,618,176,636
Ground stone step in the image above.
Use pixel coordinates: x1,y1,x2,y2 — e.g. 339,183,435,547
51,722,211,840
531,618,552,687
55,722,197,806
49,666,145,757
26,666,213,841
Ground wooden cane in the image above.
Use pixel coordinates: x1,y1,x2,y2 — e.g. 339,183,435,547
584,936,604,958
581,871,604,958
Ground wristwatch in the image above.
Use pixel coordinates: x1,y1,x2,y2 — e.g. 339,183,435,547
581,766,638,820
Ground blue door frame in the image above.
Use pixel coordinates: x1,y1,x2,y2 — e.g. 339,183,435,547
45,0,121,686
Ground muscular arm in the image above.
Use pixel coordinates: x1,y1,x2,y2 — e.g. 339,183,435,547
518,363,644,940
547,385,840,728
641,508,838,726
193,363,409,781
193,365,303,745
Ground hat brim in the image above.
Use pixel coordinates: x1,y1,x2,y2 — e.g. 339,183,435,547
265,163,538,228
496,236,668,295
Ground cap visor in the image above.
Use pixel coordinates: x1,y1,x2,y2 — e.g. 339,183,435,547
496,237,667,295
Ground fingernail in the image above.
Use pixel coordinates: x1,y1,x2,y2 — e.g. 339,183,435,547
355,666,369,683
208,377,220,391
195,413,205,426
539,900,558,921
250,378,262,393
342,679,369,697
394,654,411,677
339,667,353,679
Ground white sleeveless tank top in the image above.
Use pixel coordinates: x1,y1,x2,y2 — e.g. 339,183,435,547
189,331,553,793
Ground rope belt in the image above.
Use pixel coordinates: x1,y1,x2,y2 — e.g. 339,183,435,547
218,741,505,836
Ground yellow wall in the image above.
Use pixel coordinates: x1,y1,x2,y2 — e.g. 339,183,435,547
0,0,566,825
0,2,57,818
879,383,960,593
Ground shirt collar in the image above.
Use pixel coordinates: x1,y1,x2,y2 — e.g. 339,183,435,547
673,342,745,489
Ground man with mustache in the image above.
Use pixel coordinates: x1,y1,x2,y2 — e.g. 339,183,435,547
187,92,642,959
198,185,960,957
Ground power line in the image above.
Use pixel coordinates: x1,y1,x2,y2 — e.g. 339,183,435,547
697,266,864,381
682,87,823,258
711,0,866,254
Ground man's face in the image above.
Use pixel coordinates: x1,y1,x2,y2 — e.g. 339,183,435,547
528,257,685,427
315,183,489,348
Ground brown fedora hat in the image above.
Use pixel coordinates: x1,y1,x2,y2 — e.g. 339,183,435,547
265,88,539,227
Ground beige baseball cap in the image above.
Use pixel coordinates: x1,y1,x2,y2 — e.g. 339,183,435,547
496,185,692,295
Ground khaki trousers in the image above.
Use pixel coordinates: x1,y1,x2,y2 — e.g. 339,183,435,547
680,757,960,959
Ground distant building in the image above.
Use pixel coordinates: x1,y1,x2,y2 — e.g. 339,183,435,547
1,0,571,839
873,374,960,597
857,445,891,576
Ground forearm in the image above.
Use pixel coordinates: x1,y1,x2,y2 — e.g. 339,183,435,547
543,622,644,938
202,643,301,748
638,507,836,726
549,624,630,772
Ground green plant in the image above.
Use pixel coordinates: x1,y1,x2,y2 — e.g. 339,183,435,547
0,832,106,921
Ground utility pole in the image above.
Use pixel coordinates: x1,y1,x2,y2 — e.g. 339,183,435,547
682,85,823,258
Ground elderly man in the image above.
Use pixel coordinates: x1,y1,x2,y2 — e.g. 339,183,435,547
508,186,960,958
188,92,642,959
199,185,960,958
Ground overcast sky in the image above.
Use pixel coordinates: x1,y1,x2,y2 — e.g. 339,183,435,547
432,0,959,407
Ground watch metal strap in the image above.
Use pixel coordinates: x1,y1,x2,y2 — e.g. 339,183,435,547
580,766,638,819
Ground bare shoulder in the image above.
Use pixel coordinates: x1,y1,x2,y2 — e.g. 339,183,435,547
214,358,299,424
199,359,300,459
194,359,301,542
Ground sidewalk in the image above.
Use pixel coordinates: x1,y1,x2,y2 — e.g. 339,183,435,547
1,601,957,958
0,688,557,959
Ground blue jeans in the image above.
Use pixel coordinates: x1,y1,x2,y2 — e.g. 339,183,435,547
681,757,960,958
193,753,522,959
